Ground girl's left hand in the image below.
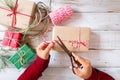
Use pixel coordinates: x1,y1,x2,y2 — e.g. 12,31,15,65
36,41,55,60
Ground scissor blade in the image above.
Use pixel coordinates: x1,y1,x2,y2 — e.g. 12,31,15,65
57,36,70,52
56,36,72,56
56,40,65,50
56,40,69,54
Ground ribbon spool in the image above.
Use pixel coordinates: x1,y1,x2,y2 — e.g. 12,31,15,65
49,5,73,25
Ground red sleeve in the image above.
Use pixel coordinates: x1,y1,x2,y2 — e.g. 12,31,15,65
17,55,50,80
85,68,115,80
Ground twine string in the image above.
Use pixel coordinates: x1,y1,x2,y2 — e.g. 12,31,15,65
1,1,51,43
6,0,18,27
14,49,30,65
0,1,50,38
5,31,21,46
0,0,32,27
21,2,50,42
60,39,88,49
7,32,13,46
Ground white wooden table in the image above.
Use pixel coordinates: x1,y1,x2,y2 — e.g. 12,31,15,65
0,0,120,80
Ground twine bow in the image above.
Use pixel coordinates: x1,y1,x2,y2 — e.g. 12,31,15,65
6,32,14,46
7,0,18,27
4,31,21,47
69,40,88,49
14,49,30,66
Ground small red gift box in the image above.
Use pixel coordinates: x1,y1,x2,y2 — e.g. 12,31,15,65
2,30,22,48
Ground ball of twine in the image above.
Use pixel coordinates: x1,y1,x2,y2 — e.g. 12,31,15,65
8,2,50,42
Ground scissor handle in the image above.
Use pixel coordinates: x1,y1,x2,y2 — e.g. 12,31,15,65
74,60,82,67
70,56,82,74
72,56,82,67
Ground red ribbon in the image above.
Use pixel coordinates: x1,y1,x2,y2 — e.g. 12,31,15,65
0,0,33,27
61,40,88,49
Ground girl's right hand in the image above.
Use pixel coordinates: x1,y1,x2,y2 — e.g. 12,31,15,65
71,53,92,79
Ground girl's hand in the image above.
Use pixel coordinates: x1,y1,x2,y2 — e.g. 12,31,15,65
71,53,92,79
36,41,55,60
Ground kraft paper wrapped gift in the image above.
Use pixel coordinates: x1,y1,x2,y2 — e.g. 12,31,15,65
9,44,35,69
52,26,90,52
0,0,36,29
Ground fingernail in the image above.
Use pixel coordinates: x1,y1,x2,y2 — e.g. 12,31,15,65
51,41,56,45
50,42,54,46
43,41,49,45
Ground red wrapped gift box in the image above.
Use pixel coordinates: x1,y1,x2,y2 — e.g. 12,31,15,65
2,30,22,48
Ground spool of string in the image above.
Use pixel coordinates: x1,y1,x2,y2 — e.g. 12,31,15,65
8,2,50,43
48,5,73,25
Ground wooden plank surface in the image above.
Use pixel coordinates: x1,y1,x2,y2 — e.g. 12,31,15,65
49,50,120,68
0,68,119,80
1,13,120,31
51,0,120,13
1,31,119,50
59,13,120,31
0,0,120,80
17,31,120,50
0,50,119,68
40,68,120,80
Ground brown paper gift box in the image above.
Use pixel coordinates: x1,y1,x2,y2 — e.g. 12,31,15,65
52,26,90,52
0,0,36,29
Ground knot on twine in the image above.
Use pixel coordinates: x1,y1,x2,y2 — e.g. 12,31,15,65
14,49,30,65
4,31,21,47
7,0,18,27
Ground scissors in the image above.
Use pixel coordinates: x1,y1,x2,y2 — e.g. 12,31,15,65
56,36,82,74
